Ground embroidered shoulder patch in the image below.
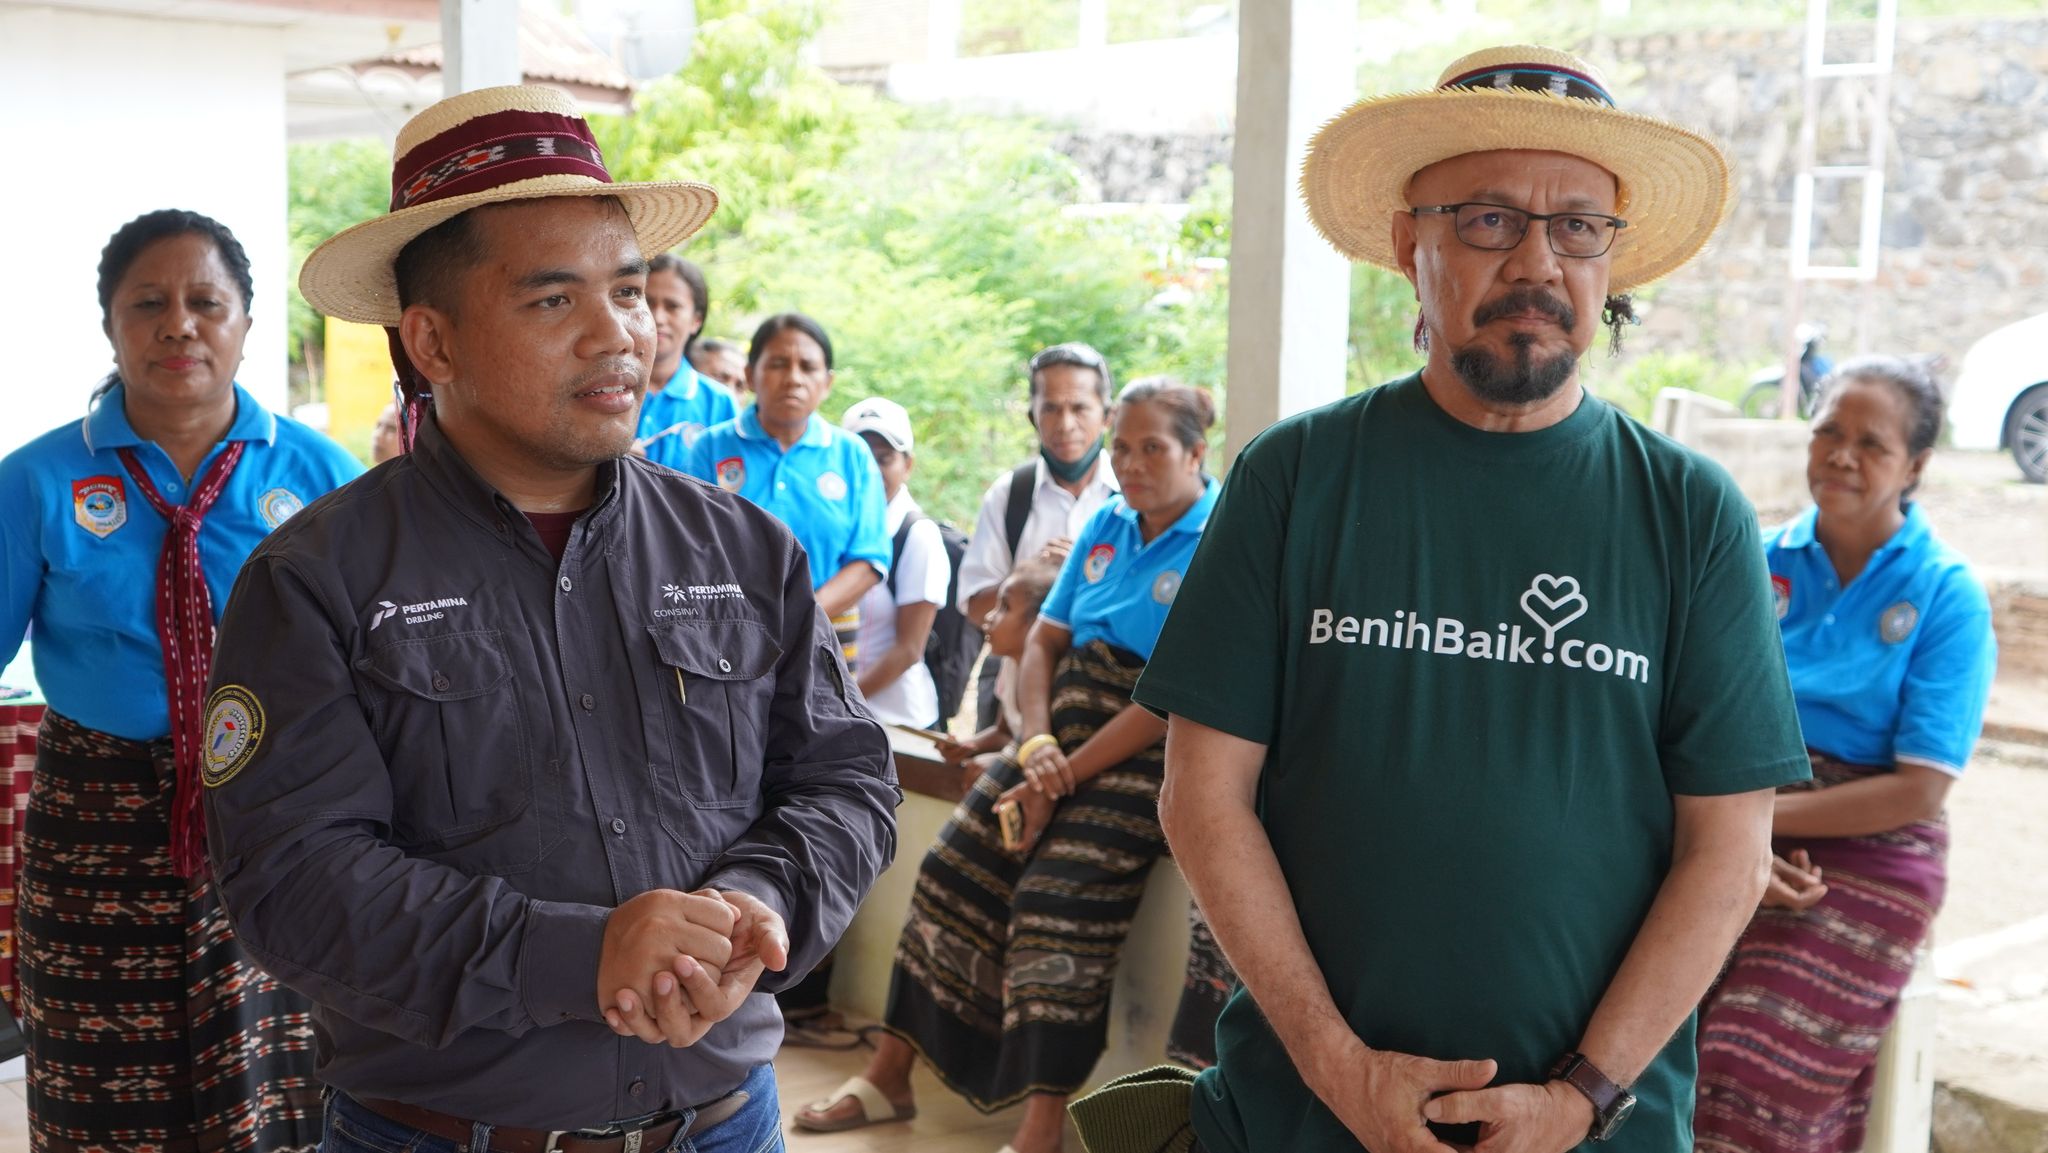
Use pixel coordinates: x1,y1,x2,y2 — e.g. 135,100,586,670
202,685,266,787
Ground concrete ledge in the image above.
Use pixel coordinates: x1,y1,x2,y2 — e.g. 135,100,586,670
1936,1083,2048,1153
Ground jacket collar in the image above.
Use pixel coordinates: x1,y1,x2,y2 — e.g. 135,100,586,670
408,413,624,539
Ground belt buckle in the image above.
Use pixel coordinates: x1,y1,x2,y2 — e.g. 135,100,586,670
541,1132,570,1153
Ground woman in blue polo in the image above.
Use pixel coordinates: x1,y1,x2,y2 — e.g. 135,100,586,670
684,312,889,668
0,211,361,1150
795,378,1234,1153
1696,356,1997,1153
635,254,735,468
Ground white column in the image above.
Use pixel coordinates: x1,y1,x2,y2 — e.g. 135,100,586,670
442,0,521,95
1223,0,1356,463
1078,0,1108,50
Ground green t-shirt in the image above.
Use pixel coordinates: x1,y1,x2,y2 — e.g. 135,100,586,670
1133,373,1810,1153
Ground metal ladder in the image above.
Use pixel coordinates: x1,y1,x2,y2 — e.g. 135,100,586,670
1779,0,1900,417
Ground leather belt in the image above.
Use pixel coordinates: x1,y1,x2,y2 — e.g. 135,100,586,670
355,1091,750,1153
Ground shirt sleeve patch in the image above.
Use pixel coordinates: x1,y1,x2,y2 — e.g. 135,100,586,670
202,685,267,787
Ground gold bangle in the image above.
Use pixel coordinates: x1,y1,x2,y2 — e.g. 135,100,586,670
1016,734,1059,764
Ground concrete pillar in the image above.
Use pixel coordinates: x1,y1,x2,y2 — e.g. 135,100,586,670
926,0,960,60
441,0,520,95
1223,0,1356,463
1078,0,1108,50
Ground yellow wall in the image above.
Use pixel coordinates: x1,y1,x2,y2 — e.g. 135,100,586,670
325,317,393,452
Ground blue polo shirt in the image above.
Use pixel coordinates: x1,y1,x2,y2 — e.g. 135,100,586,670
683,408,890,589
0,383,364,740
1765,503,1996,776
639,364,738,472
1040,476,1218,661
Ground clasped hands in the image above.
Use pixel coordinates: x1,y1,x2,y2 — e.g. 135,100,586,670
1308,1035,1595,1153
991,736,1073,854
594,887,789,1048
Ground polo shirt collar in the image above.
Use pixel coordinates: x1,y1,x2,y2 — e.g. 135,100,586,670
663,364,700,401
1112,474,1219,537
82,382,276,454
1781,502,1929,557
736,407,832,449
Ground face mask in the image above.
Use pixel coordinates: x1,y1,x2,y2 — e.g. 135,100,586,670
1041,439,1103,485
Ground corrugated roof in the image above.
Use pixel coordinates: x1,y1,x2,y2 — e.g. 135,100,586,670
379,5,633,93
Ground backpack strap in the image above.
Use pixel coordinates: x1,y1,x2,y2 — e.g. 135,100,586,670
889,512,926,598
1002,459,1038,561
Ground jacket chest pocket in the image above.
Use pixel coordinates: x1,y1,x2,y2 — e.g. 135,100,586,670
357,629,562,874
649,619,781,859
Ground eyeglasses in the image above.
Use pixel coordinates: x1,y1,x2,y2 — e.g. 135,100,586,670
1411,202,1628,259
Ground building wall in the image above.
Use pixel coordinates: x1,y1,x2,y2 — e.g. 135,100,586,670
1593,17,2048,372
0,7,288,457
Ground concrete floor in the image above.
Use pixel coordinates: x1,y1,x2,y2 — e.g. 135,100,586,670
0,1042,1027,1153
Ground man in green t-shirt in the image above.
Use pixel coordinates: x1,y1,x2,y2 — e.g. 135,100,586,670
1135,45,1811,1153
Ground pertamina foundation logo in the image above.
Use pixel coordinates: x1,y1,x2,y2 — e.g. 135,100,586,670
1306,572,1652,685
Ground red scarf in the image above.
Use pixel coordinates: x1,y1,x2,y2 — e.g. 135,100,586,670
116,441,247,878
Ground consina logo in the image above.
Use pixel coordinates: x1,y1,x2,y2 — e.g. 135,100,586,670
1305,573,1652,685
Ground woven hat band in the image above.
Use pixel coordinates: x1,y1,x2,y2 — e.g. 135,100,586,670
1441,65,1613,106
391,109,611,211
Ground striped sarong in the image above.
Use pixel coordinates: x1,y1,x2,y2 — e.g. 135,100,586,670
18,711,321,1153
831,608,860,672
882,640,1176,1111
1694,752,1948,1153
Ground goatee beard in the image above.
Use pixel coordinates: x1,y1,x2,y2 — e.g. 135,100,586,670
1451,336,1577,407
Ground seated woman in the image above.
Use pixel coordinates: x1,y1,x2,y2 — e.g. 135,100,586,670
794,378,1224,1153
1695,356,1997,1153
937,556,1062,792
686,313,888,668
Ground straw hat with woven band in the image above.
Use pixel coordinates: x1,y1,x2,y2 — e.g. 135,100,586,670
1300,45,1731,292
299,85,718,327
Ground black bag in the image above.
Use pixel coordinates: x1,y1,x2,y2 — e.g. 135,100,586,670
890,513,982,726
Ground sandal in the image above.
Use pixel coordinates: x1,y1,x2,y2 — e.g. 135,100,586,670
791,1075,917,1133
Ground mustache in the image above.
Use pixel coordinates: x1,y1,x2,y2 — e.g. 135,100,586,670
1473,288,1576,330
569,359,645,391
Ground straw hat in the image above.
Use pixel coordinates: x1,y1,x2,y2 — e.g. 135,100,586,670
1300,45,1731,292
300,85,718,326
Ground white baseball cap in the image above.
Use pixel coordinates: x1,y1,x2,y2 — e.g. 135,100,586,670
843,396,915,453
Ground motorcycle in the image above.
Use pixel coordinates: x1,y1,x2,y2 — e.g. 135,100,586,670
1739,323,1833,420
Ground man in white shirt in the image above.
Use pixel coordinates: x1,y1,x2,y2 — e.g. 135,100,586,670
845,398,953,729
956,343,1120,726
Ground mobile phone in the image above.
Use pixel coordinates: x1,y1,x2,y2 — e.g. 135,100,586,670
996,800,1024,851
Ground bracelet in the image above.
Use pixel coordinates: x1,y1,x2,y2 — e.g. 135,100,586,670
1016,734,1060,764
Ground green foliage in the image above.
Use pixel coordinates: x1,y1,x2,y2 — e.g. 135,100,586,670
285,138,388,364
286,0,1225,527
1583,350,1752,422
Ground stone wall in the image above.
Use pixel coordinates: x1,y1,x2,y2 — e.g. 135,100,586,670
1589,18,2048,374
1052,130,1232,204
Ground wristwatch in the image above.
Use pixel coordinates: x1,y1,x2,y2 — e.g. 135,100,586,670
1549,1052,1636,1143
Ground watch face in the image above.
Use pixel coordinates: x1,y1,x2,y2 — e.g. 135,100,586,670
1593,1093,1637,1142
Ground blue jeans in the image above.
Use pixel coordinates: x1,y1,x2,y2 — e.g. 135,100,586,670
321,1064,783,1153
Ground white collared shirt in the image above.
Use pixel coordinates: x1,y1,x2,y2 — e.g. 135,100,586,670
956,454,1119,614
856,487,951,727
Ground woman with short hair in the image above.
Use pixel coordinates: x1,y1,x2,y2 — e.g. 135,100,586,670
1694,356,1998,1153
0,209,362,1151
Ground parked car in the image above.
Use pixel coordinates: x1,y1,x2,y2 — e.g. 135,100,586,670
1949,312,2048,483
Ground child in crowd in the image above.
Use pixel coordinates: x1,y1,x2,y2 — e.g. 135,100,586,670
935,556,1061,792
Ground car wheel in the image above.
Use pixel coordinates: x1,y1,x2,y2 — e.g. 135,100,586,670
2010,385,2048,484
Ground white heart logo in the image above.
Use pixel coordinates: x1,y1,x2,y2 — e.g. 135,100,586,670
1519,573,1589,648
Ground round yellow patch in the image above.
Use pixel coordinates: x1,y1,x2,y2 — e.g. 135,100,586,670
201,685,266,788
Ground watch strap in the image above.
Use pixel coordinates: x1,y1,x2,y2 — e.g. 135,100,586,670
1550,1051,1623,1118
